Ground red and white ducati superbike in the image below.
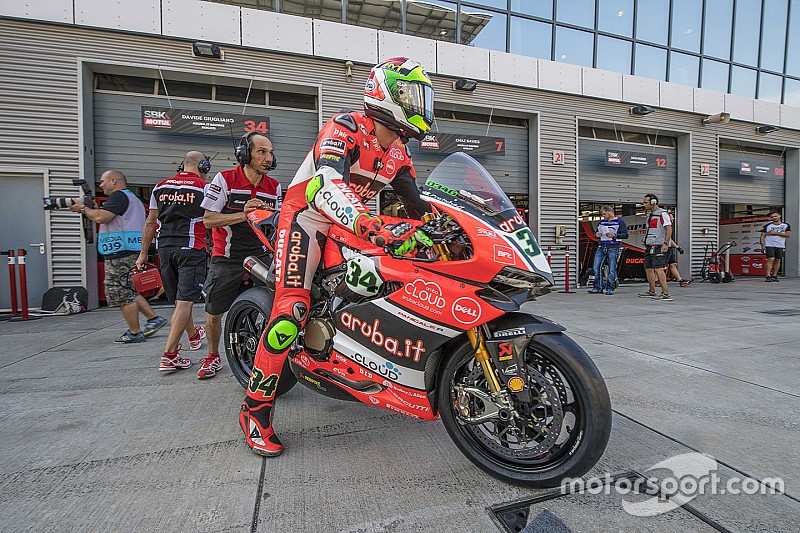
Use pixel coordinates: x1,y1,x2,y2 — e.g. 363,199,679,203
225,153,611,487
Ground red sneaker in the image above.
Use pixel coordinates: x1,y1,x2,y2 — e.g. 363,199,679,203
159,350,192,372
188,326,206,351
240,397,283,457
197,352,221,380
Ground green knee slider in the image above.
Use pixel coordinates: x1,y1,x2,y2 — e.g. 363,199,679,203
264,316,299,353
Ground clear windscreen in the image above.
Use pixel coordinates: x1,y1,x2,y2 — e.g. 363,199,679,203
420,152,516,216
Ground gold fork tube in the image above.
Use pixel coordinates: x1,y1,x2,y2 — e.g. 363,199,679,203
423,213,498,391
466,328,502,393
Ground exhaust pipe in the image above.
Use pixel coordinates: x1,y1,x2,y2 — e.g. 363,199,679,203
243,255,272,285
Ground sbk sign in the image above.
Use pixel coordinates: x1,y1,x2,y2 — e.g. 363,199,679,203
141,106,270,137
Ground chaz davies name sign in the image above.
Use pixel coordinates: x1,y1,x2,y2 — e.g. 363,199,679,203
418,133,505,156
141,106,270,137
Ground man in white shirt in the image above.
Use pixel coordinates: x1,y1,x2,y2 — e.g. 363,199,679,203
760,211,792,282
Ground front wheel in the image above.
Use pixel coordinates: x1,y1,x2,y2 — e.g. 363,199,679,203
438,332,612,488
223,287,297,396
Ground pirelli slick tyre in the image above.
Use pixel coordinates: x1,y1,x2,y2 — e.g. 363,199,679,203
223,287,297,396
438,332,612,488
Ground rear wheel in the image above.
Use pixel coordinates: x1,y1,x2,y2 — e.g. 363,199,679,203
438,332,611,487
223,287,297,396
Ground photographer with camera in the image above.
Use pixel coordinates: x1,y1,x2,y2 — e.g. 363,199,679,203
70,170,166,343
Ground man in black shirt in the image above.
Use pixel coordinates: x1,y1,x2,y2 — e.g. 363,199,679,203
138,152,210,372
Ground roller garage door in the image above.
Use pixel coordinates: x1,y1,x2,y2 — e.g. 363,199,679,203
719,148,785,205
579,139,677,204
93,92,319,189
408,118,529,194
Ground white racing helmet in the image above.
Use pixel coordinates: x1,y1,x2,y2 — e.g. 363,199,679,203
364,57,434,141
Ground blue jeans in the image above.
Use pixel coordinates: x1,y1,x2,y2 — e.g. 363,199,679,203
593,245,620,291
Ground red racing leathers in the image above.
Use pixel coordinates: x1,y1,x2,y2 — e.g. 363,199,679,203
240,112,430,455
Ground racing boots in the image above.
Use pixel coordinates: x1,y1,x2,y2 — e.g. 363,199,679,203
240,396,284,457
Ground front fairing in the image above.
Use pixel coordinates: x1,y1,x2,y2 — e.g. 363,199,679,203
419,153,553,285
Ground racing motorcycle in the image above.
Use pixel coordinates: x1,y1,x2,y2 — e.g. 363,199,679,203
224,152,611,487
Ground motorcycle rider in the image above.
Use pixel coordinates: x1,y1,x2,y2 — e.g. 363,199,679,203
240,57,435,456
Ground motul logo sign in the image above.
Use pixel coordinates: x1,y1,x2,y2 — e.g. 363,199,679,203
452,297,481,325
143,110,172,127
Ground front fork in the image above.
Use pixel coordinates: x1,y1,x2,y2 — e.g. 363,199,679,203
466,327,503,394
422,214,511,415
423,213,506,396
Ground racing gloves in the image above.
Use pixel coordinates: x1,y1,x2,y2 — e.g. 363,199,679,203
355,214,432,256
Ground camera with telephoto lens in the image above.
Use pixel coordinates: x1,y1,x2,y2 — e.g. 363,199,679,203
42,179,96,244
42,179,95,211
42,197,78,210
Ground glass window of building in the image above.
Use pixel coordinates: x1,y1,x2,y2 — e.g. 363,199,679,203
556,0,595,29
346,0,402,32
465,8,507,51
634,44,667,81
510,0,552,18
281,0,343,23
701,59,729,93
555,26,594,68
95,73,156,94
596,36,632,73
732,0,761,67
669,51,699,85
597,0,633,37
157,80,212,100
670,0,702,52
406,0,457,42
788,4,800,76
702,0,733,60
758,72,783,102
510,16,552,59
635,0,669,45
760,0,789,73
730,66,757,98
216,85,267,105
785,78,800,106
463,0,507,9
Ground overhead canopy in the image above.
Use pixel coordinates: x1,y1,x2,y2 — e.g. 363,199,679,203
207,0,491,44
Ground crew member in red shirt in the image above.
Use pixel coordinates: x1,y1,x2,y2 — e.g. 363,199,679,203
240,57,435,456
200,133,281,379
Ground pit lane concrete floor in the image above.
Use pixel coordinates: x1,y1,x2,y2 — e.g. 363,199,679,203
0,277,798,532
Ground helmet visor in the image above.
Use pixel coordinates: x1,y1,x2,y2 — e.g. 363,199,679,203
396,81,434,131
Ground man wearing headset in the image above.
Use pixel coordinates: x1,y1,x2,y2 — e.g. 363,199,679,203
638,193,673,301
239,57,434,457
137,151,211,373
199,133,281,380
